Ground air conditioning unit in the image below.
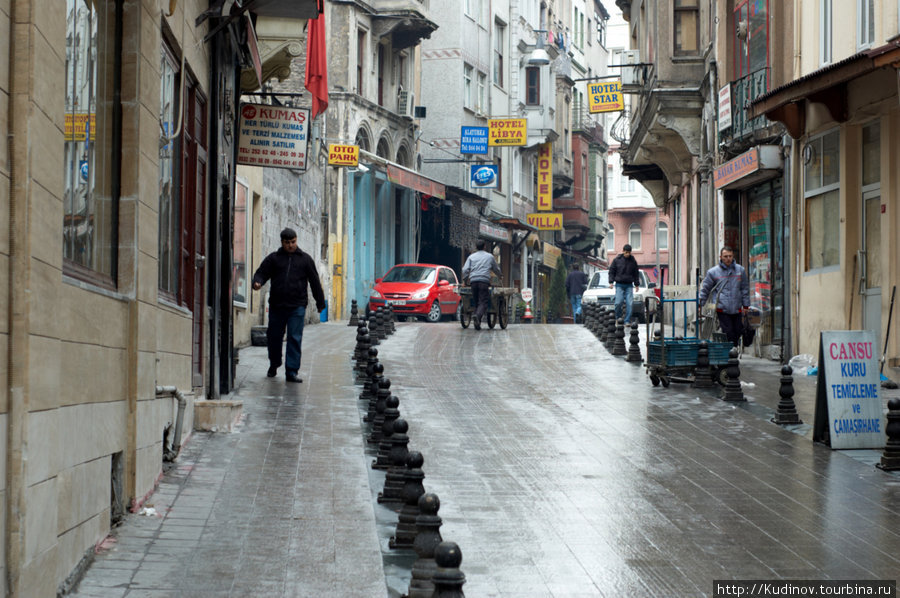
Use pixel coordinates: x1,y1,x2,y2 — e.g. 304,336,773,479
397,89,415,119
620,50,643,88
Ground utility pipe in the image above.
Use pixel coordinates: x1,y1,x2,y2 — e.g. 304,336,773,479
156,386,187,460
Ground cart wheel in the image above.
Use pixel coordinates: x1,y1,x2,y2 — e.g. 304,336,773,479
498,298,509,329
460,309,471,329
487,313,497,329
661,376,671,388
716,366,729,386
650,374,661,387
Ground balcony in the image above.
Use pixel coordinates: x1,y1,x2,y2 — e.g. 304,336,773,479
373,0,437,50
573,105,606,146
722,68,770,141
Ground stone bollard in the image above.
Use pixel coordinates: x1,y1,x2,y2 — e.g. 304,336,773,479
373,395,401,463
390,451,425,549
407,493,443,598
432,541,466,598
366,376,390,425
604,312,617,350
626,321,642,363
722,347,745,402
359,361,382,406
387,304,396,333
348,299,359,326
876,398,900,471
693,341,714,388
368,312,380,346
370,392,398,450
356,343,377,385
378,418,409,493
612,319,627,356
353,322,369,366
772,365,802,425
595,307,607,339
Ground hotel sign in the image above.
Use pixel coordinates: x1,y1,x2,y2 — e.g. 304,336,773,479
537,143,553,210
587,79,624,113
526,212,562,230
488,118,527,146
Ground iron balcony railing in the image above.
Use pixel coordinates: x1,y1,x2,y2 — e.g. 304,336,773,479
728,67,769,140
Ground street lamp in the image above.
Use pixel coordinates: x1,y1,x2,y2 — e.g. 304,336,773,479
528,30,551,66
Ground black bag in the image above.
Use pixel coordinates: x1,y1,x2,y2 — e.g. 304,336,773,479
741,314,756,347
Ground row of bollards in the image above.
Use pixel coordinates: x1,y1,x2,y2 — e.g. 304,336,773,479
350,309,468,597
581,303,643,362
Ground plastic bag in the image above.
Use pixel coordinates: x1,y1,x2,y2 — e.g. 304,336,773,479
788,353,815,376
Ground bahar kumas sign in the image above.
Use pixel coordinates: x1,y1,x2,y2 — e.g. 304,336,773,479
237,103,310,170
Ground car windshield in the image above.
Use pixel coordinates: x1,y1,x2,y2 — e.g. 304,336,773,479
588,271,609,289
383,266,436,284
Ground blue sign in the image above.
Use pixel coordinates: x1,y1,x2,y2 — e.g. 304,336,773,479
460,126,488,154
470,164,499,189
79,160,89,182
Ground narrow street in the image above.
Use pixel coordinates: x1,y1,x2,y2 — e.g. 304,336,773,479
68,321,900,598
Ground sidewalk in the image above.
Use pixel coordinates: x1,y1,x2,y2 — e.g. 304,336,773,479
64,321,900,598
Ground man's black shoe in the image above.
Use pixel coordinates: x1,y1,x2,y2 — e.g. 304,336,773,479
267,366,278,377
285,373,303,383
473,316,481,330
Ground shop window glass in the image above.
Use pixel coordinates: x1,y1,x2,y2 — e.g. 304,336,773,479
233,180,249,306
64,0,120,281
806,189,839,270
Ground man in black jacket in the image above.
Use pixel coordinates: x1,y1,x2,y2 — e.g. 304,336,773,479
252,228,326,383
608,244,641,324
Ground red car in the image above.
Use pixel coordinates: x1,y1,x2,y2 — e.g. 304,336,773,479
367,263,462,322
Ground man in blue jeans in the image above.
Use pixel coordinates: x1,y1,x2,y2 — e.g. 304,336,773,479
608,244,641,324
252,228,326,383
565,263,589,323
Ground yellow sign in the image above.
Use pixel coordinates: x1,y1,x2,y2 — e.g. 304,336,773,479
537,143,552,210
64,113,96,141
328,144,359,167
526,212,563,230
542,243,561,268
488,118,527,146
587,79,624,113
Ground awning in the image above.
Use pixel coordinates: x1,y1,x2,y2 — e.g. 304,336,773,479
494,216,537,231
358,149,447,199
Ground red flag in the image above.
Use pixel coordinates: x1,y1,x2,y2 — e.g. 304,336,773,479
305,0,328,119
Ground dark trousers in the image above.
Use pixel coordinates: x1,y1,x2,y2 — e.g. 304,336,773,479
267,305,307,375
717,311,744,347
471,281,491,320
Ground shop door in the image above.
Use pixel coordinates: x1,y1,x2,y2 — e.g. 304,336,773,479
861,189,882,348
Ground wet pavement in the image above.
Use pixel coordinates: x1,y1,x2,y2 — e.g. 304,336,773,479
66,321,900,598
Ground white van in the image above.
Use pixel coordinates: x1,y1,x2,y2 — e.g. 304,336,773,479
582,269,657,322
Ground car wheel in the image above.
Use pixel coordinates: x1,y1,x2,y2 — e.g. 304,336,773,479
426,300,442,323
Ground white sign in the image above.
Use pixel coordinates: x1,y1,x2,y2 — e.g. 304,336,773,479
813,330,885,449
521,288,533,303
237,103,310,170
718,85,732,132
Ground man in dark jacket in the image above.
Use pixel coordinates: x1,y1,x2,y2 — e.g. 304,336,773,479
252,228,326,383
608,244,641,324
565,263,589,323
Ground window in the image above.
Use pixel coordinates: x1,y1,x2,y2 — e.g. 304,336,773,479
574,8,583,47
64,0,120,281
657,222,669,250
628,224,642,250
158,41,180,295
803,129,840,270
525,66,540,105
598,16,607,46
607,228,615,251
464,64,474,109
357,29,366,95
233,180,249,306
493,147,503,192
734,0,768,78
377,44,385,106
477,71,486,112
674,0,700,56
820,0,832,64
858,0,875,48
494,21,505,87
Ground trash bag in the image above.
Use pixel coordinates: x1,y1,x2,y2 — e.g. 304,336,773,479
742,325,756,347
788,353,815,376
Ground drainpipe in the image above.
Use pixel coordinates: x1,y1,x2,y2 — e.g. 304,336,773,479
156,386,187,460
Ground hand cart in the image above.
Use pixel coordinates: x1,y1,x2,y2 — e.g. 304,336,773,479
458,286,515,330
644,283,733,387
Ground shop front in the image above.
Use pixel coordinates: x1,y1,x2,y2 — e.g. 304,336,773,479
714,145,786,358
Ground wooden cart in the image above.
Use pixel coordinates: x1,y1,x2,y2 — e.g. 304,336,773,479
458,286,516,330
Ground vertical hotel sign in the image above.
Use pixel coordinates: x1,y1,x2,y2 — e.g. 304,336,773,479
537,143,552,210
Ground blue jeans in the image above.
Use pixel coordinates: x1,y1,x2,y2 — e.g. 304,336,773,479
267,305,307,375
570,294,583,319
614,283,634,323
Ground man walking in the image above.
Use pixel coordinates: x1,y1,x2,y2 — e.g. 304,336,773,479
608,244,641,324
699,246,750,348
462,240,501,330
565,263,589,323
252,228,326,383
